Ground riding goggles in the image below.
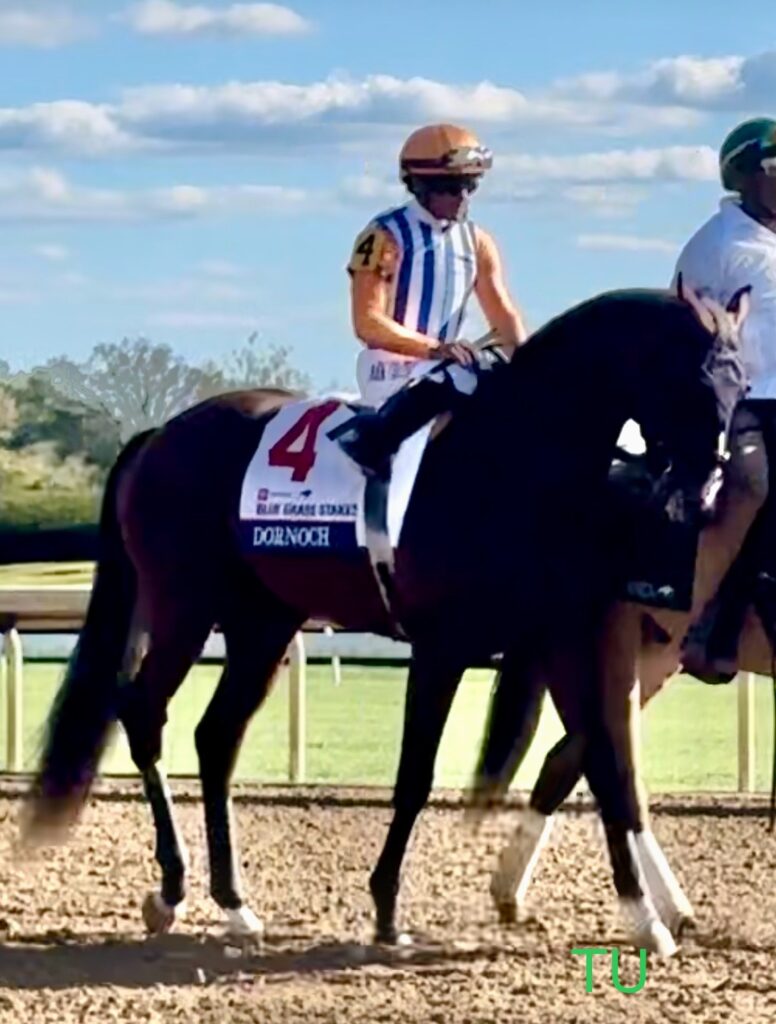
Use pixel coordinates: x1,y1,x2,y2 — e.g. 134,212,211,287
405,145,493,175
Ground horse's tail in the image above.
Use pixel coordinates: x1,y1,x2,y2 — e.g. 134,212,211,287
22,429,155,846
0,524,99,565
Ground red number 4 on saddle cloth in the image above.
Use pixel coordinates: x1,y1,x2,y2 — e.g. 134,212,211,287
267,400,340,482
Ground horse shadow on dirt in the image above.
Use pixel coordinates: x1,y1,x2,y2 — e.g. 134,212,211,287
0,928,525,990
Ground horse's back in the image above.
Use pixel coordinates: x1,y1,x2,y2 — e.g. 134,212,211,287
117,389,299,566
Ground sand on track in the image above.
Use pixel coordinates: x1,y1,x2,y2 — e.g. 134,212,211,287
0,783,773,1024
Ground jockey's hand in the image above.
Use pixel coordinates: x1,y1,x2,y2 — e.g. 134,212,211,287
431,341,478,367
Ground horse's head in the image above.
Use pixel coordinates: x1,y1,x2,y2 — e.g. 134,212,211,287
632,277,751,524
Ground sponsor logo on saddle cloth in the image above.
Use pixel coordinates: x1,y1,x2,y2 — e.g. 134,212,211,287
238,397,432,555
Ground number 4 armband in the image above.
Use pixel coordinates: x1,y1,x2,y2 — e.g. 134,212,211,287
347,224,392,275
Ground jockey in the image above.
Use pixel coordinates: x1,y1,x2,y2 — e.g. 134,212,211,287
331,123,528,476
674,116,776,678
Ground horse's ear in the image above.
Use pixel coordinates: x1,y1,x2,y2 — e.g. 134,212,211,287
726,285,752,329
677,277,717,333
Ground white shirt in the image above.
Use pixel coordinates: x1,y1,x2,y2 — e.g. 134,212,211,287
673,198,776,399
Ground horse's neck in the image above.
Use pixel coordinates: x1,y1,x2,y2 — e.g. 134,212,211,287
476,324,632,484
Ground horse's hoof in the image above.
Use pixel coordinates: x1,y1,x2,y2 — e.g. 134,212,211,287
224,906,264,942
635,918,678,958
142,892,180,935
672,915,697,940
494,899,519,926
490,868,524,925
373,924,412,947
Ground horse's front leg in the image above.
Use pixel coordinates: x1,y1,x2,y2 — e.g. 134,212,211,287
370,644,465,944
592,604,691,953
610,614,695,937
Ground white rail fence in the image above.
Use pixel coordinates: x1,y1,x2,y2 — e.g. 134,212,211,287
0,585,760,791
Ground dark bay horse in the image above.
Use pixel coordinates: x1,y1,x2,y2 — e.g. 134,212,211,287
21,287,743,955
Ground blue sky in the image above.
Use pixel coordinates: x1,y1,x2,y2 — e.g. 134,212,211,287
0,0,774,390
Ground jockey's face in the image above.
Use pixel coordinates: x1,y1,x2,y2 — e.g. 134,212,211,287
414,175,479,221
742,168,776,220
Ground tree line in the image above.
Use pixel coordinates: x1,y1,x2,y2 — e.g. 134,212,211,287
0,335,310,528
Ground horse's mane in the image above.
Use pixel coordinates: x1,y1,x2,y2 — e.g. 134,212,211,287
508,287,679,370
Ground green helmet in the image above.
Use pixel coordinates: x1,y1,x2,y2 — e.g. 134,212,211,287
719,117,776,191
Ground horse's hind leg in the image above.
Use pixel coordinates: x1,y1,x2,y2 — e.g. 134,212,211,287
489,729,580,925
117,587,215,934
468,650,557,924
195,577,303,940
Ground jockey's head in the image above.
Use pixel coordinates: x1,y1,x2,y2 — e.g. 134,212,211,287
399,123,492,222
719,116,776,215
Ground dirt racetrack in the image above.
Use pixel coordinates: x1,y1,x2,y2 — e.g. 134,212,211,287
0,781,773,1024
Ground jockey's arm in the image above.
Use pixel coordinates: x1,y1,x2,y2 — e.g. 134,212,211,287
348,225,445,360
474,228,528,353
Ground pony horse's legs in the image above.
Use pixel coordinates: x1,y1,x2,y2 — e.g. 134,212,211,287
370,645,465,944
489,608,692,942
593,605,694,937
484,627,675,954
580,722,677,957
488,730,575,924
467,645,547,814
117,587,215,934
580,606,684,954
194,579,303,940
490,411,770,935
476,652,557,923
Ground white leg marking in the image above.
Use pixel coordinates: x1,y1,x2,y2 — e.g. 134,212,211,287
635,830,694,934
224,906,265,940
618,896,677,957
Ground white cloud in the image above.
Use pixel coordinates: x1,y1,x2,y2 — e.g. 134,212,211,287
336,173,403,207
560,184,649,218
0,50,773,160
0,72,710,157
497,146,717,183
341,142,714,219
33,242,70,262
114,74,613,146
148,310,262,329
0,136,724,229
0,167,310,222
554,51,776,112
0,101,139,156
126,1,311,37
29,167,71,201
0,6,92,48
576,233,677,254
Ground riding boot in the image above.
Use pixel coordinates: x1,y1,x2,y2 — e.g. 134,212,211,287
329,365,473,478
681,546,756,684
